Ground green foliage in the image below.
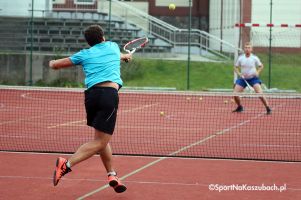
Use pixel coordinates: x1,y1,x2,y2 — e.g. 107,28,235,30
123,55,301,92
124,59,234,91
2,53,300,92
254,53,301,91
0,79,25,85
121,59,144,81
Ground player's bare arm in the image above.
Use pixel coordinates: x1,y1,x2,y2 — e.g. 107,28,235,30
234,65,243,78
49,58,74,70
256,64,264,76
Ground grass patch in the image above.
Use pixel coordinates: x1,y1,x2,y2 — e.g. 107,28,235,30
124,54,301,92
124,59,234,91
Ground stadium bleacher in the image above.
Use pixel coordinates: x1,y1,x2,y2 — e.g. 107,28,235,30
0,15,172,54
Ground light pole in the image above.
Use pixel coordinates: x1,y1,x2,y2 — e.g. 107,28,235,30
108,0,112,39
29,0,34,86
187,0,192,90
268,0,273,89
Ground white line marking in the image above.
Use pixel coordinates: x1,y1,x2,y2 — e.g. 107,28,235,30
121,103,159,113
0,109,78,126
48,103,158,129
0,151,299,164
115,124,207,131
0,134,89,141
47,120,86,129
77,111,268,199
21,92,76,102
77,157,166,199
1,175,300,191
1,97,294,198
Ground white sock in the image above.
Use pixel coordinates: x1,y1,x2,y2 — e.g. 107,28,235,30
66,161,71,168
107,171,117,176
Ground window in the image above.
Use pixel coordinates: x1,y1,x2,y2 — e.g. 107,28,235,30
75,0,95,5
52,0,65,3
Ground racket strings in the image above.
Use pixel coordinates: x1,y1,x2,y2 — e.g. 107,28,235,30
125,38,147,51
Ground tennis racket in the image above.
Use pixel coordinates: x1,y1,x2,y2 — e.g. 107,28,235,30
123,37,149,54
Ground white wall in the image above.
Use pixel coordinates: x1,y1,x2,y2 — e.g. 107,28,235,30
124,2,149,14
52,0,65,4
209,0,301,49
98,1,149,31
209,0,241,52
252,0,301,24
155,0,191,7
0,0,52,17
251,0,301,47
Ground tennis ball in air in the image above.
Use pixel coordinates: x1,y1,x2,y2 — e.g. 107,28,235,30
224,100,228,104
169,3,176,10
160,111,165,116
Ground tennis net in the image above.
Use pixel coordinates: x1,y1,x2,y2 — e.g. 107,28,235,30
0,85,300,162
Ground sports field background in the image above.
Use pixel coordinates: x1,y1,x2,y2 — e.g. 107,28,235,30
123,53,301,92
0,0,300,92
25,54,300,92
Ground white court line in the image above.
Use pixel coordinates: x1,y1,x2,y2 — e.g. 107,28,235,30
0,134,90,141
122,103,159,113
115,124,211,132
48,103,159,129
48,120,86,129
78,102,289,199
2,97,294,198
0,109,78,126
21,92,77,102
0,104,41,112
0,89,79,126
0,151,299,164
77,110,269,199
1,175,300,191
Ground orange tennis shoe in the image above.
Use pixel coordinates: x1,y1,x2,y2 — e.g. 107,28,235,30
108,175,127,193
53,157,72,186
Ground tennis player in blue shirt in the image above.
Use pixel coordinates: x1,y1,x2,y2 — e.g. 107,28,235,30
49,25,132,193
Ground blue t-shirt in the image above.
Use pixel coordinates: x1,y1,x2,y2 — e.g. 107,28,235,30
69,41,123,88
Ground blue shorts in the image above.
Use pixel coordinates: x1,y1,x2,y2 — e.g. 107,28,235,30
235,77,262,88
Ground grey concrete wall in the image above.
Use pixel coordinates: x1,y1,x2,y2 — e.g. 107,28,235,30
0,53,84,85
0,53,26,84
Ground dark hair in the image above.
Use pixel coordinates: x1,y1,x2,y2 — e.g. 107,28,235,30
84,25,104,46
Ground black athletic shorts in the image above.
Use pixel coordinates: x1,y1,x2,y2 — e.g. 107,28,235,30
84,86,119,135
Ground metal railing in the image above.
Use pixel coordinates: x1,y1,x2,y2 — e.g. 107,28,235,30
99,0,241,60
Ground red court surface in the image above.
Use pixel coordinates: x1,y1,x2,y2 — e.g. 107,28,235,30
1,88,301,161
0,152,300,200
